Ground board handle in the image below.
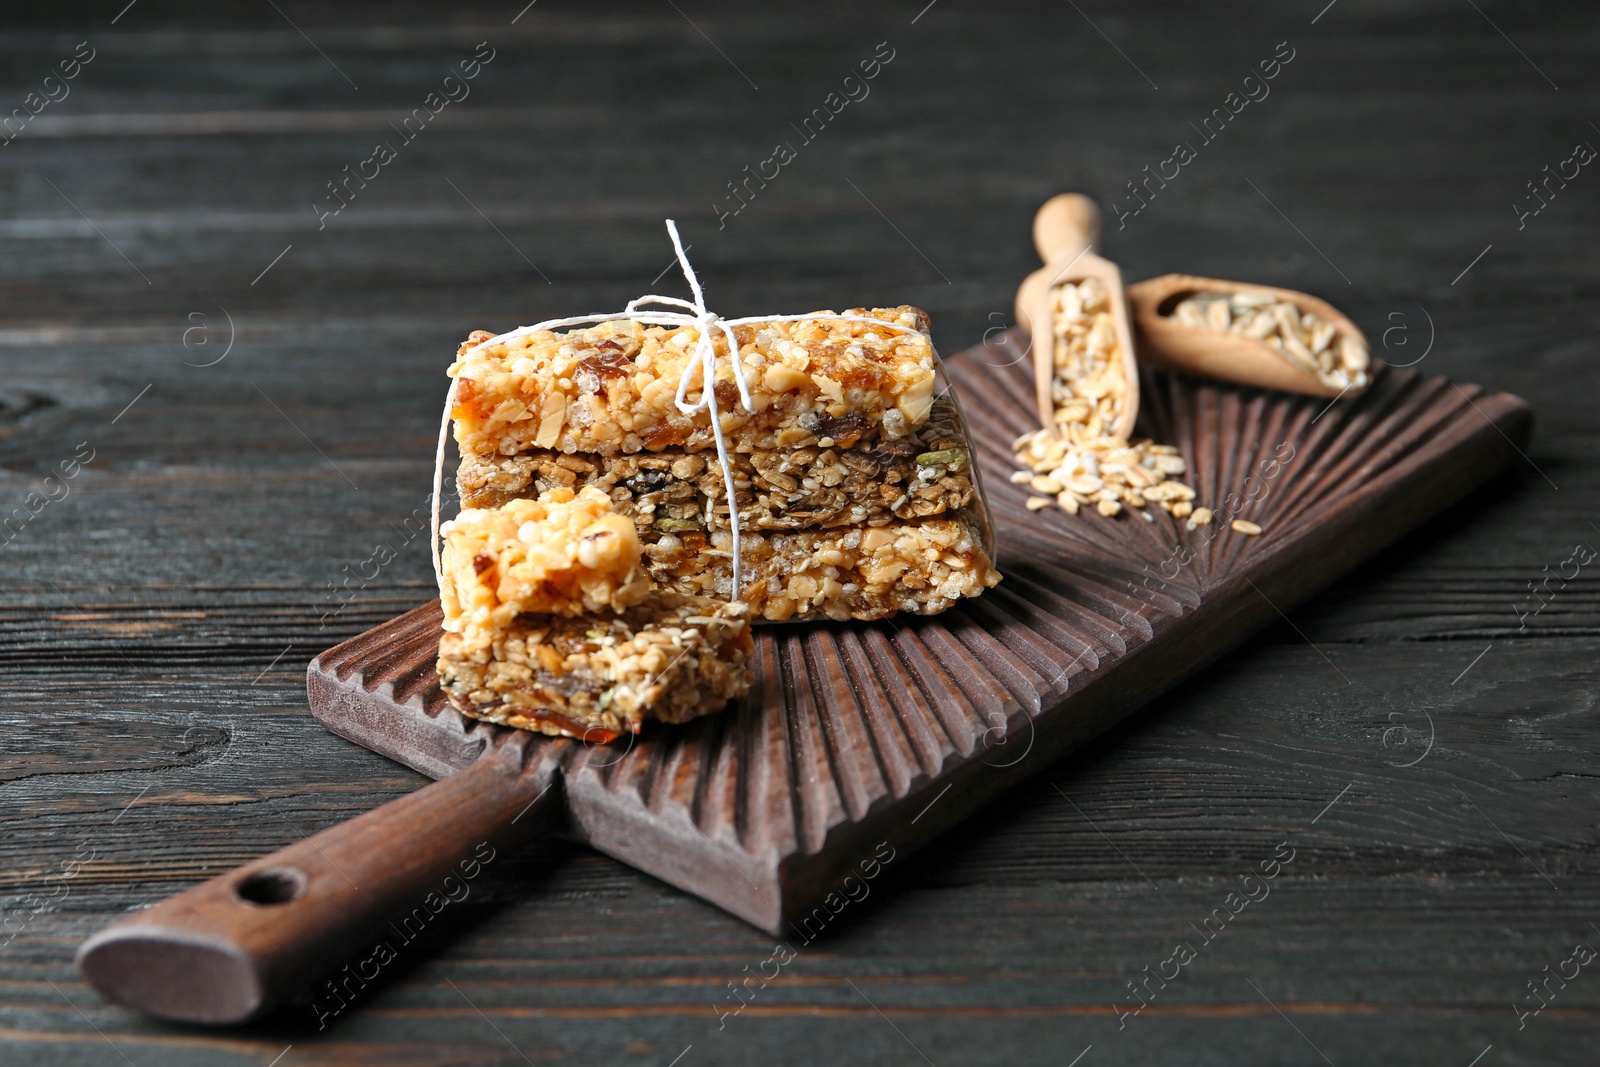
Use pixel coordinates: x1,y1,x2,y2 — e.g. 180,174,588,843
76,742,558,1025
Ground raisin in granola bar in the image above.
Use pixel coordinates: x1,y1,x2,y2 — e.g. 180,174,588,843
437,593,752,741
449,306,936,458
456,396,975,530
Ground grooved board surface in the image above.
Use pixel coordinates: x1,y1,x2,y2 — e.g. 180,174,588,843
311,334,1531,933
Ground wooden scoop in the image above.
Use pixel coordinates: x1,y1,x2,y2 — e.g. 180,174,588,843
1013,194,1139,440
1125,274,1372,398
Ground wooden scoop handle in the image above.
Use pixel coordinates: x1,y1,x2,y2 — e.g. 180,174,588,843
76,743,559,1025
1034,193,1103,264
1021,194,1138,440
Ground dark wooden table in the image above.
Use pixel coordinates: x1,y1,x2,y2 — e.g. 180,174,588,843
3,2,1595,1064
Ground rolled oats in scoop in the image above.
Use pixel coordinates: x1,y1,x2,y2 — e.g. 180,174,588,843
1169,290,1370,393
1013,278,1207,523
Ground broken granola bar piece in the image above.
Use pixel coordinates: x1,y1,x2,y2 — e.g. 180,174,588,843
439,486,650,648
437,593,753,741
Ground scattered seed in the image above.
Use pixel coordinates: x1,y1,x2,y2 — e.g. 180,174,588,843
1026,496,1053,511
916,447,968,469
1231,519,1262,535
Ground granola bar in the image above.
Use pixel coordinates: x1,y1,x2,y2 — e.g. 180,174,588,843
449,307,936,458
640,510,999,622
439,487,650,648
456,397,976,530
437,593,753,741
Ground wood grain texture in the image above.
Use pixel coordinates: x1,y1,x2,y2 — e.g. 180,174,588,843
4,1,1599,1063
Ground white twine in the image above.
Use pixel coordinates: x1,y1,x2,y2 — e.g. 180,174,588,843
432,219,930,605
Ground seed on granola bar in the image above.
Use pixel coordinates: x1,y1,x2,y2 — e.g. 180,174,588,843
915,447,968,469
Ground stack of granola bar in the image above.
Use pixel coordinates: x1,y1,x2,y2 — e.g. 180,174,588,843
446,306,998,623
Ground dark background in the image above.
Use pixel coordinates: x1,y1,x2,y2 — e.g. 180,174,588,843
2,1,1596,1064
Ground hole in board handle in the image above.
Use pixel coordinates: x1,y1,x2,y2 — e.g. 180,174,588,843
235,867,308,906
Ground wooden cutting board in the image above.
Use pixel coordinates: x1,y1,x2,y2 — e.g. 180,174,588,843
309,330,1531,934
